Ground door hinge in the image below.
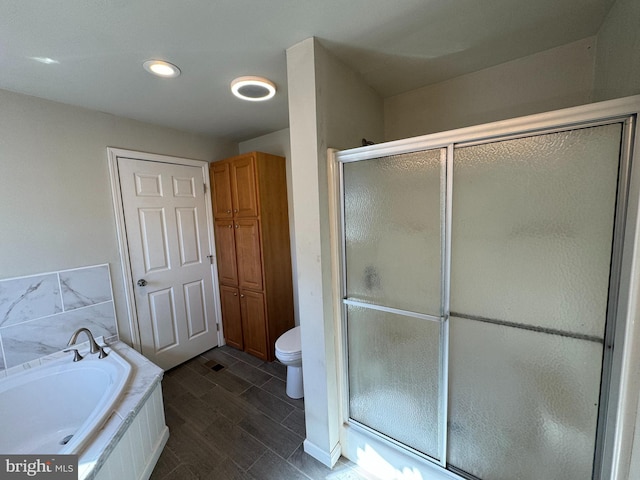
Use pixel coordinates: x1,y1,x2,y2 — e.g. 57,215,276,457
203,183,207,194
216,323,220,331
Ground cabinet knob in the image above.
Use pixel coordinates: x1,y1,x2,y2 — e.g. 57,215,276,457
233,292,238,296
227,209,231,214
235,224,239,228
234,209,238,213
240,294,245,298
228,224,232,229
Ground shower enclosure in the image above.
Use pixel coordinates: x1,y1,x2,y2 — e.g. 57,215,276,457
332,97,640,480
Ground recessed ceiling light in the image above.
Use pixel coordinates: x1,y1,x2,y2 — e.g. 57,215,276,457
143,60,181,78
230,76,276,101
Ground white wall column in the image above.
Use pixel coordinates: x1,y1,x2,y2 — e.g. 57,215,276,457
286,37,383,467
286,37,340,466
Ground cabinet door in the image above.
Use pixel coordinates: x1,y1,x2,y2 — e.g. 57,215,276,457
235,218,263,291
240,290,268,360
220,285,243,350
211,162,233,219
231,156,259,217
214,219,238,286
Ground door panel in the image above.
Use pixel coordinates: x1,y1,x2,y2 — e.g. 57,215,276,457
343,149,444,316
342,147,446,462
138,208,170,273
148,287,178,352
220,285,243,350
347,305,442,460
211,161,233,219
240,290,267,360
448,316,603,480
118,157,219,369
451,124,621,337
235,219,263,291
214,219,238,286
183,280,208,338
176,207,201,266
447,123,623,479
231,156,259,217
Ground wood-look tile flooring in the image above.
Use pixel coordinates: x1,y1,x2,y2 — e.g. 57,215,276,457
150,345,379,480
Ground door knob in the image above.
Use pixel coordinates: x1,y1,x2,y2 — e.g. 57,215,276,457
137,279,147,287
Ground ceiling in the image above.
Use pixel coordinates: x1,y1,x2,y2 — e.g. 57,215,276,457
0,0,616,142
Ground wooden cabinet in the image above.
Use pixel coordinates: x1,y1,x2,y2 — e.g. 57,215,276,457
231,157,259,217
235,218,263,291
211,162,233,219
240,290,268,359
211,151,294,361
219,285,243,350
214,220,238,285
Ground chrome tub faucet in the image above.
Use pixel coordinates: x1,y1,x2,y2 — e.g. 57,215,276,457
64,327,108,361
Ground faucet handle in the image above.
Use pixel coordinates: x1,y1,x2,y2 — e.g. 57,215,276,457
97,346,109,359
63,348,83,362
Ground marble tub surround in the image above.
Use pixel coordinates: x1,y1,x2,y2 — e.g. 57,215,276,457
0,273,62,328
0,264,118,370
60,265,112,311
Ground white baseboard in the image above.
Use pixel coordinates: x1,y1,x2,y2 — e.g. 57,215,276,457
303,439,341,467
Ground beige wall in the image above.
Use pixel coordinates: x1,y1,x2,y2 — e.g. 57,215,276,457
384,37,596,141
0,88,237,345
593,0,640,101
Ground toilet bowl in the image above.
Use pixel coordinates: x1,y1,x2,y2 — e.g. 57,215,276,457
275,326,303,399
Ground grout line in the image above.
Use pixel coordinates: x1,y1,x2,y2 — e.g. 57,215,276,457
155,461,182,480
245,450,267,472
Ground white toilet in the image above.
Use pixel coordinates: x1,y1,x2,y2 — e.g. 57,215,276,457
275,326,303,399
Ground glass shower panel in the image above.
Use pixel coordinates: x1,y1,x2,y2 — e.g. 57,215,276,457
343,149,444,316
450,124,622,338
448,316,603,480
347,305,441,460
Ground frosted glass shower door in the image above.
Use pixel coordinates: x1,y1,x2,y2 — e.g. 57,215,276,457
343,149,446,461
448,123,623,480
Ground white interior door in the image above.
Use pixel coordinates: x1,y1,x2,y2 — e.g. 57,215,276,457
117,156,219,369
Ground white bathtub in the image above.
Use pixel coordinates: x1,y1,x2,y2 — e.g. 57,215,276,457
0,347,132,455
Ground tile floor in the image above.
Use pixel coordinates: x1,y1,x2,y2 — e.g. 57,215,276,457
150,345,379,480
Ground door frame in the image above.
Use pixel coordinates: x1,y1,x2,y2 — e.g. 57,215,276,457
330,95,640,479
107,147,223,351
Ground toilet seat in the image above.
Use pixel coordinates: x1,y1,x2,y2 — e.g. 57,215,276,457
275,326,301,355
276,350,301,362
275,326,304,399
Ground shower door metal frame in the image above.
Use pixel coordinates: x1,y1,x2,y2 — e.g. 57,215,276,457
331,95,640,480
